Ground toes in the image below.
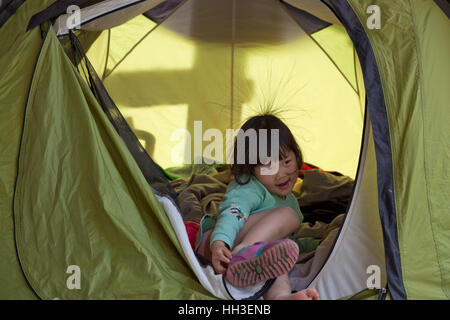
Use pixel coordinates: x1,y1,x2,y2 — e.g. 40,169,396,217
307,289,320,300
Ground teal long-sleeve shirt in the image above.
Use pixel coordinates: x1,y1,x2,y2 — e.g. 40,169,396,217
209,175,303,250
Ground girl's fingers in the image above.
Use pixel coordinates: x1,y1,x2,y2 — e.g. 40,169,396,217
215,262,226,274
212,259,224,274
224,250,233,260
213,253,228,274
220,253,230,264
212,247,233,274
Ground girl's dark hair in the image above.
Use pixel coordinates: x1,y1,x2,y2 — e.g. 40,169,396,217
231,114,303,185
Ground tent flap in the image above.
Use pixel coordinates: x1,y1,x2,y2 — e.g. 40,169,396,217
13,26,213,299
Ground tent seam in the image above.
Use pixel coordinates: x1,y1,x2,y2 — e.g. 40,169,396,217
230,0,235,130
352,46,365,122
279,1,358,96
408,0,447,299
101,29,111,81
102,23,157,79
352,46,359,96
103,0,189,80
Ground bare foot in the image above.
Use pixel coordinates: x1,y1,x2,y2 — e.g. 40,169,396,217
274,289,320,300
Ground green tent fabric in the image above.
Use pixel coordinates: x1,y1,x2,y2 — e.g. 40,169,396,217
348,0,449,299
0,8,44,301
1,2,212,299
0,0,448,300
339,0,449,299
15,26,211,299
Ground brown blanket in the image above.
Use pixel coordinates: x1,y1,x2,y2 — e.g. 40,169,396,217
293,169,354,223
170,170,233,222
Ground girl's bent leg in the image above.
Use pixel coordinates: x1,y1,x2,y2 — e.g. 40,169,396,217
232,206,301,255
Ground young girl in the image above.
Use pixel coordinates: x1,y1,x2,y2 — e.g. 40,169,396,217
196,114,319,300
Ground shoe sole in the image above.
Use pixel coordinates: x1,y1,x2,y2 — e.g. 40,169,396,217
226,241,299,288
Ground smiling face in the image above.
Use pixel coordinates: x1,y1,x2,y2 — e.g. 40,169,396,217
253,149,299,199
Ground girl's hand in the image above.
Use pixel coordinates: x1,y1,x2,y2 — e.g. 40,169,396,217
211,241,232,274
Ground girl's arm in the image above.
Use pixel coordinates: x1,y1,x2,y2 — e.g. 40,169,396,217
210,185,264,250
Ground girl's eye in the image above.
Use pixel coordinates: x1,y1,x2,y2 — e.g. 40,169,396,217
284,160,291,165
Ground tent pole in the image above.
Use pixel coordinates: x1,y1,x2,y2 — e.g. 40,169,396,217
230,0,236,130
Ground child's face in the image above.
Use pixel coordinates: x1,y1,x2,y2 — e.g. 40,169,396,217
253,149,299,199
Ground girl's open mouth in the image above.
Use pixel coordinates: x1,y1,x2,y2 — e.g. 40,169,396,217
277,180,290,189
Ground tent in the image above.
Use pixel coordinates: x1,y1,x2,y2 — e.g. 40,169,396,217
0,0,448,300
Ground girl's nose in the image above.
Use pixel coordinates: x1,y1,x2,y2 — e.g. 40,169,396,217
277,166,288,178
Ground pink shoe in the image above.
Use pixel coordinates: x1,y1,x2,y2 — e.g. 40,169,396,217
226,239,299,288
